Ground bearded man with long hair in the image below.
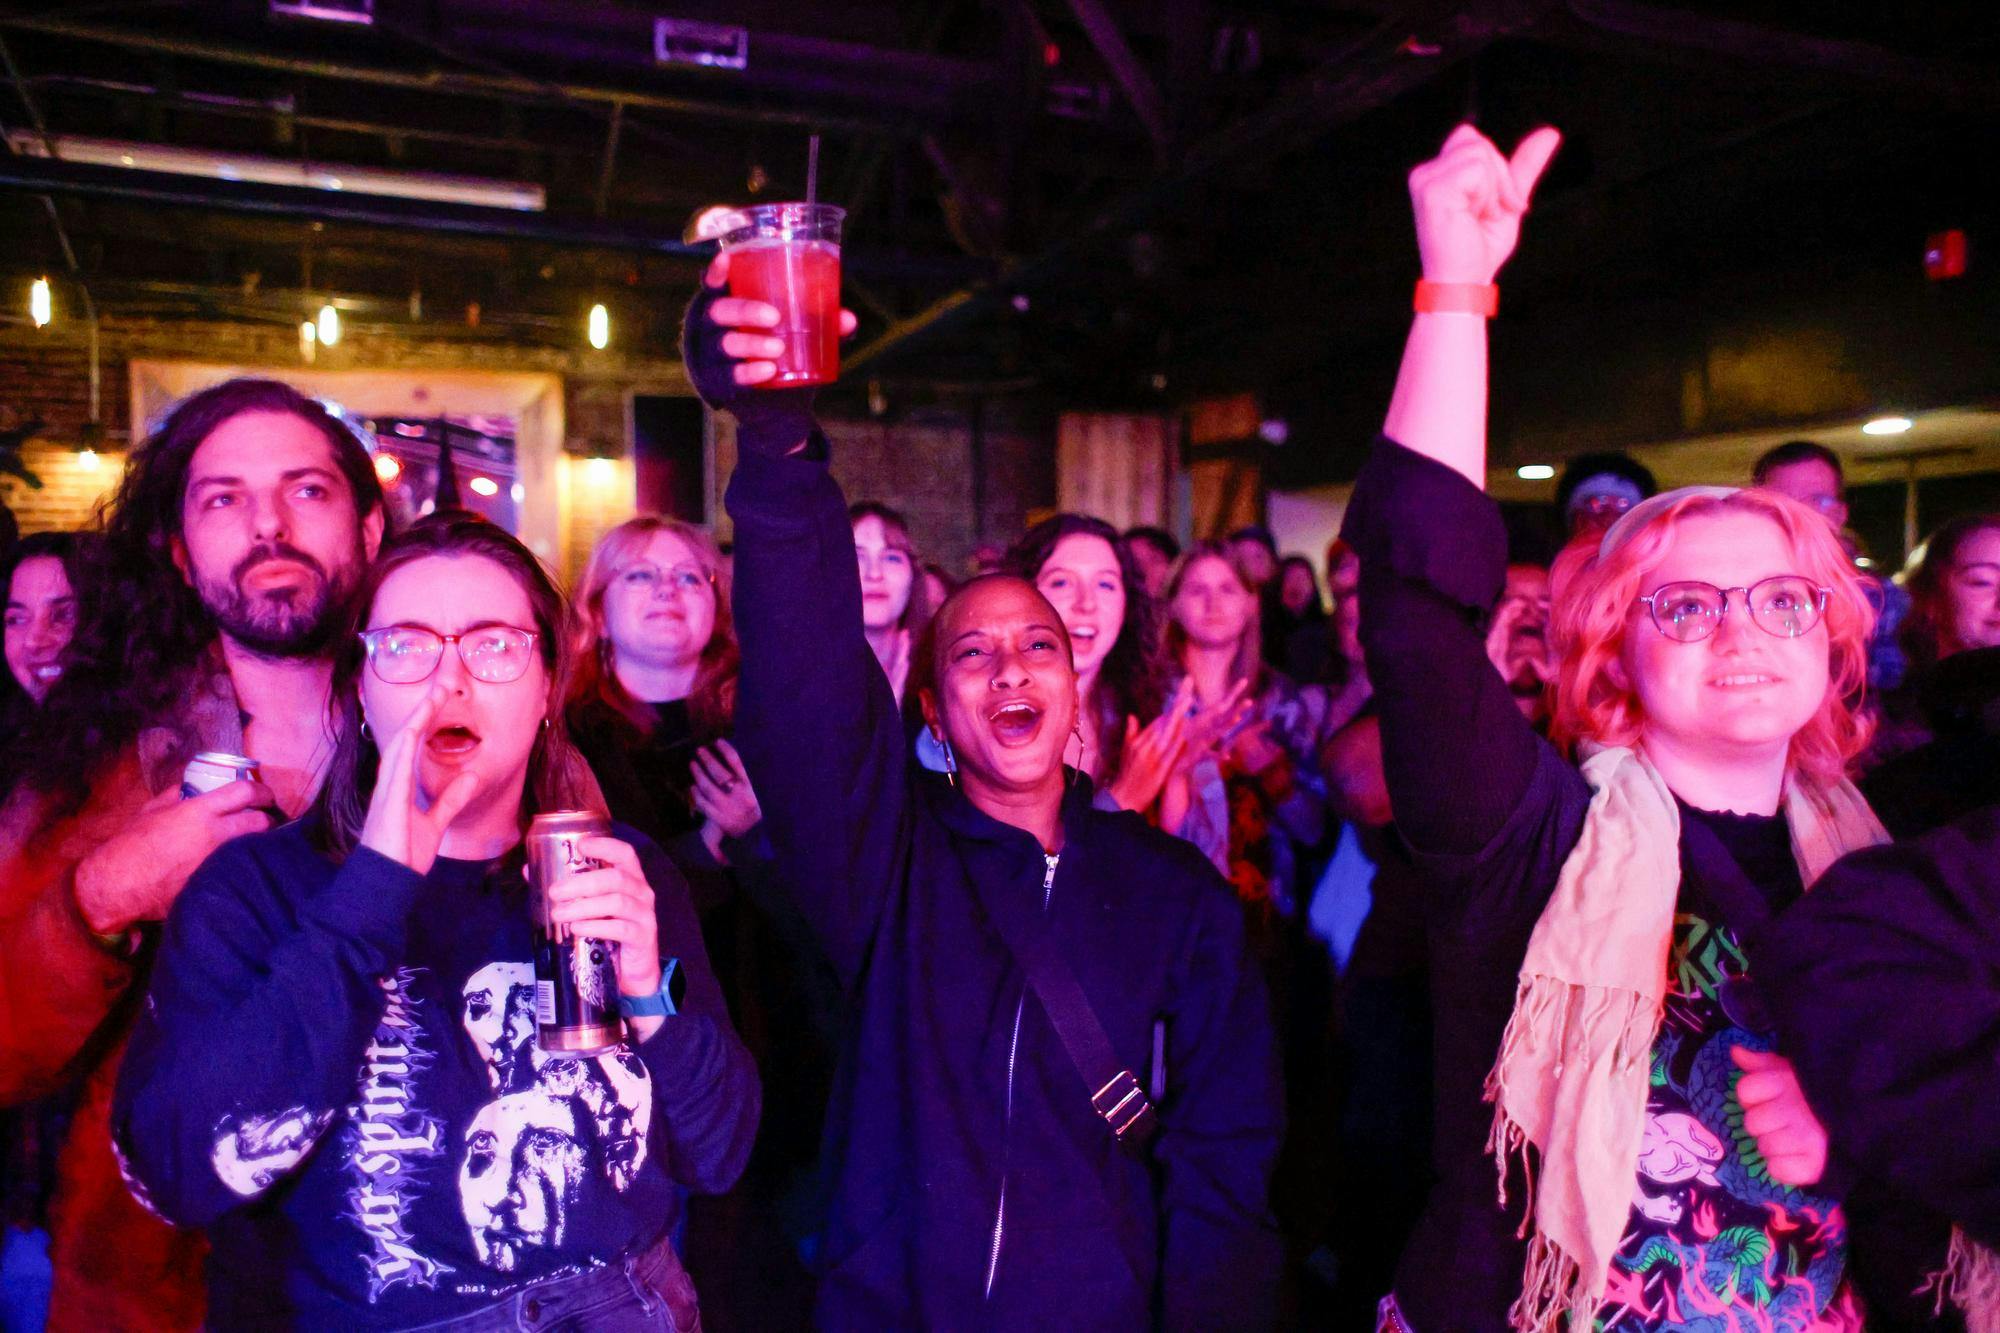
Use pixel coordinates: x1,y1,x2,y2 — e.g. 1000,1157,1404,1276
0,377,384,1331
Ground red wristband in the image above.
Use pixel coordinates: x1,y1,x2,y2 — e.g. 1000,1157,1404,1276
1414,280,1498,317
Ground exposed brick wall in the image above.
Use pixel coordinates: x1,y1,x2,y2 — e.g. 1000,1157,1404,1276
708,403,1057,574
0,441,124,532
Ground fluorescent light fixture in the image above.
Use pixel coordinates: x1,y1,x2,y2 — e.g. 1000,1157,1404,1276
29,277,51,327
7,130,545,211
316,304,341,347
468,476,500,497
1861,416,1912,436
1517,463,1556,481
588,303,610,350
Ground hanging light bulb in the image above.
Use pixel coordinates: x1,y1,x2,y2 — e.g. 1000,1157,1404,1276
587,303,610,350
317,302,341,346
29,277,52,327
299,319,318,363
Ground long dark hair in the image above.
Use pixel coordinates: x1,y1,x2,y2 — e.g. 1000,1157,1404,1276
312,512,603,860
1,379,385,820
1006,513,1167,777
1903,512,2000,679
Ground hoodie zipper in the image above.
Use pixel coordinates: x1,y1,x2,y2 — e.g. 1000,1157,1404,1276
984,851,1059,1301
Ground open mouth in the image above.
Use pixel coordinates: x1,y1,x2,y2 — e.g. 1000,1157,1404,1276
1711,673,1781,690
426,723,482,758
1069,625,1099,647
987,699,1043,744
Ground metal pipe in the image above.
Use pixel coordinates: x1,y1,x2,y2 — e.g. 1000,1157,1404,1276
0,15,959,134
0,154,992,284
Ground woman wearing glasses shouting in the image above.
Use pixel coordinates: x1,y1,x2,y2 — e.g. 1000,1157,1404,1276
114,513,757,1330
1348,124,1904,1333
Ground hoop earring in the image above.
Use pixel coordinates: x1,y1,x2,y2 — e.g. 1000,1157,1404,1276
940,736,957,788
359,718,371,741
1071,724,1086,789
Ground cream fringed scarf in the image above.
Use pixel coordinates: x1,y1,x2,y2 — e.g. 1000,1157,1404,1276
1482,743,1889,1332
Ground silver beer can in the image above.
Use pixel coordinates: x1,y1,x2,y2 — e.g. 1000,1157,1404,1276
181,751,261,800
526,810,625,1054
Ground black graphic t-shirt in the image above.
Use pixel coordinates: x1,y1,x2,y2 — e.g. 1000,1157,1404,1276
113,819,758,1331
1596,910,1858,1331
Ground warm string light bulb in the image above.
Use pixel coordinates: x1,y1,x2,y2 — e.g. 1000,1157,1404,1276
588,303,610,350
29,277,52,327
317,303,341,346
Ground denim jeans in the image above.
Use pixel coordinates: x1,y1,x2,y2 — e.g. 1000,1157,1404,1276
402,1234,701,1333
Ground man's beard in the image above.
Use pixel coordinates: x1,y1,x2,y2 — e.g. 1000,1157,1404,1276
196,542,360,660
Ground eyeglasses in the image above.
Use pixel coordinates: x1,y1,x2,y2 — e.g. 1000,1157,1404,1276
614,562,712,596
359,625,541,684
1571,494,1636,519
1636,575,1831,644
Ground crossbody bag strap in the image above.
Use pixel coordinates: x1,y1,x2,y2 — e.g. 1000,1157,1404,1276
975,875,1159,1153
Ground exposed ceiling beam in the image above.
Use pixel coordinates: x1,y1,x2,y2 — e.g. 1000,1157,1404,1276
0,154,992,284
0,15,940,134
1063,0,1174,164
844,0,1559,373
1561,0,2000,113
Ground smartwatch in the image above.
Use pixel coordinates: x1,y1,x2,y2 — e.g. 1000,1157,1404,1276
618,958,684,1019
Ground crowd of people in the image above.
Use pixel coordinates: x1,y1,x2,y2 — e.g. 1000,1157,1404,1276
0,122,1998,1333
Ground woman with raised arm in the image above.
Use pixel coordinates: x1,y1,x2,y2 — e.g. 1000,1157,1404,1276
691,256,1282,1330
112,514,757,1330
1350,125,1892,1332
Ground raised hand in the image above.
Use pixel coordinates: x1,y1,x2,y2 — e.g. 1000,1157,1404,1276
1732,1046,1831,1187
680,253,858,456
1408,124,1562,286
1106,679,1197,813
358,683,481,877
75,779,278,935
691,739,763,842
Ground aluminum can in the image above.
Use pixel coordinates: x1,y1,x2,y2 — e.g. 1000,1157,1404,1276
526,810,625,1054
181,751,261,799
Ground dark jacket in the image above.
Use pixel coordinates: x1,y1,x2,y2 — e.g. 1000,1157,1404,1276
1862,645,2000,839
1345,439,1869,1331
1755,804,2000,1250
726,438,1283,1331
111,818,758,1330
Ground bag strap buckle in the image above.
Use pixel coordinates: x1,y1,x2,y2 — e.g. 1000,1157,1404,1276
1091,1069,1157,1142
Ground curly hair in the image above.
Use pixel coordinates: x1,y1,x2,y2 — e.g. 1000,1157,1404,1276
1,378,384,819
1901,512,2000,679
312,511,602,860
567,515,738,742
1548,487,1873,784
1006,514,1166,777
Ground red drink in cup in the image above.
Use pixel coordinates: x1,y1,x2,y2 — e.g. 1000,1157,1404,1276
719,203,845,389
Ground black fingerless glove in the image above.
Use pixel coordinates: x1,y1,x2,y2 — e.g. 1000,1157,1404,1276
681,278,819,457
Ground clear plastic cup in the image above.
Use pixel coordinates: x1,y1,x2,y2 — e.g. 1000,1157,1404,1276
717,203,845,389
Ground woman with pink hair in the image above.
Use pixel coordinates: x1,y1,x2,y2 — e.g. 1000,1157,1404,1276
1348,125,1899,1332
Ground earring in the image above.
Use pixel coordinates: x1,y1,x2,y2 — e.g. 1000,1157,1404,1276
1071,724,1086,790
359,718,371,741
940,736,957,788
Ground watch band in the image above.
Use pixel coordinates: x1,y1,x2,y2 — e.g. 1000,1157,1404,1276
1413,280,1499,317
618,957,681,1019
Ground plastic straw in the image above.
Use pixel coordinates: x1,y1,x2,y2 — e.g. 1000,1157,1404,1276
807,133,820,206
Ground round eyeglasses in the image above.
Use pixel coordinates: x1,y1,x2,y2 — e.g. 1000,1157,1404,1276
359,625,541,684
1635,576,1831,644
614,562,712,596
